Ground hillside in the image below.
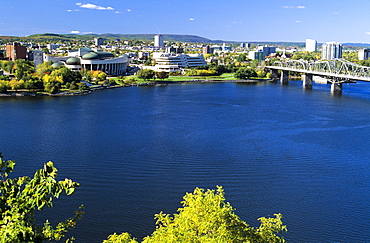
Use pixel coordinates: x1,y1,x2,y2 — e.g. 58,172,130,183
1,33,369,48
25,33,214,43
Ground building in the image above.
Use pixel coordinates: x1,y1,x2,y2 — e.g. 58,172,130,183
240,43,250,48
166,46,184,54
202,46,214,55
222,43,232,52
44,48,130,76
257,46,276,57
28,50,44,68
144,52,206,72
248,51,265,61
47,44,62,50
154,34,164,47
305,39,317,52
358,49,370,60
94,38,104,46
6,42,27,61
321,42,342,60
248,45,276,61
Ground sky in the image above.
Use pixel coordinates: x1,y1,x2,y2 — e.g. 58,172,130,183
0,0,369,43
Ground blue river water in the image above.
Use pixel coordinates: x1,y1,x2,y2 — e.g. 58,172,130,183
1,80,370,242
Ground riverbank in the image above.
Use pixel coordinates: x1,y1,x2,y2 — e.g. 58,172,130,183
0,78,271,97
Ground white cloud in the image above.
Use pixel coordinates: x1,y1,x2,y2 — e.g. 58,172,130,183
115,11,121,14
282,6,306,9
189,18,195,21
296,20,302,23
333,12,339,15
67,9,80,12
365,32,370,35
77,3,114,10
70,30,80,34
126,9,131,12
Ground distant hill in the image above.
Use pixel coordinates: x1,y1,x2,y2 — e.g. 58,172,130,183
2,33,370,47
26,33,215,43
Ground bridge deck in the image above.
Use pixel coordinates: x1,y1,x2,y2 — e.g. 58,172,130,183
265,66,370,82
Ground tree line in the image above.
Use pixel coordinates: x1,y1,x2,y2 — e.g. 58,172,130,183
0,60,110,94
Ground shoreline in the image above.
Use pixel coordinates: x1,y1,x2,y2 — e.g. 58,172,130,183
0,79,271,97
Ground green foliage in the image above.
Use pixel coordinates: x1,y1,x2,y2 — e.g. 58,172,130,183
78,82,89,91
0,153,82,242
137,69,155,81
236,53,247,62
291,51,320,61
36,61,54,78
106,186,286,243
155,72,169,80
14,59,34,81
51,66,82,84
92,71,108,83
234,67,257,80
0,61,15,73
24,78,44,91
0,81,9,93
103,233,138,243
124,77,138,84
185,69,218,76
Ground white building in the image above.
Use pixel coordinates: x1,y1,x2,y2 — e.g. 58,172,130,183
144,52,207,72
358,49,370,60
322,42,342,60
47,44,62,50
44,48,130,76
154,34,164,47
305,39,317,52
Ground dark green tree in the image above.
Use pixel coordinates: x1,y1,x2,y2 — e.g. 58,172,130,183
137,69,155,81
234,67,257,80
156,72,169,81
14,59,34,81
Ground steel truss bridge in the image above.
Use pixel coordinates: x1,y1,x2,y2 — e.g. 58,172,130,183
265,59,370,92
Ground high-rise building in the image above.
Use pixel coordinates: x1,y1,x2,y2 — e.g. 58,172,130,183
154,34,164,47
358,49,370,60
257,45,276,57
321,42,342,60
305,39,317,52
6,43,27,61
202,46,214,55
94,38,104,46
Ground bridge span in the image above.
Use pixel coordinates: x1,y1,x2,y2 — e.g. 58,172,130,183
265,59,370,93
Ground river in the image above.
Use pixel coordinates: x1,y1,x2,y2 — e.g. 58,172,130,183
0,80,370,242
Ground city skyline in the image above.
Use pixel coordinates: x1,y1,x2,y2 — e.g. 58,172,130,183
1,0,369,43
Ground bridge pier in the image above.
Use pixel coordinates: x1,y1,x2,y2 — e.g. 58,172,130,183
271,69,279,81
330,82,342,93
302,74,313,88
280,71,289,84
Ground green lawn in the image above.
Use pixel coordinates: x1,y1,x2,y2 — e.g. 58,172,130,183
109,73,269,84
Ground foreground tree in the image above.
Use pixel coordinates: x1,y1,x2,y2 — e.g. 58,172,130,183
105,186,286,243
0,153,83,242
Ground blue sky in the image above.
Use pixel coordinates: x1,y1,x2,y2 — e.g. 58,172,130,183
1,0,369,43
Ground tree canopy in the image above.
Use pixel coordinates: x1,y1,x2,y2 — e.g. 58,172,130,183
0,153,82,242
105,186,287,243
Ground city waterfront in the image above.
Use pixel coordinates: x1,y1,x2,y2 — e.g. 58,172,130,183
1,81,370,242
